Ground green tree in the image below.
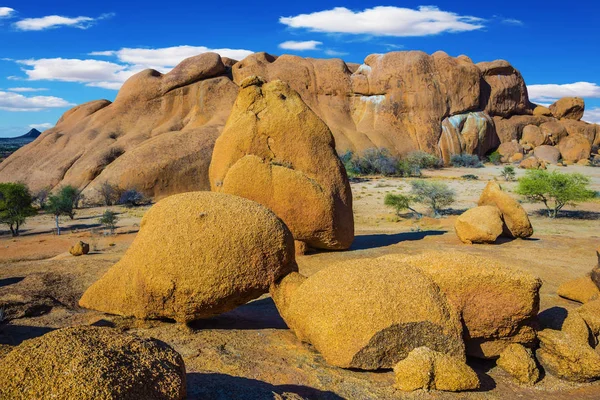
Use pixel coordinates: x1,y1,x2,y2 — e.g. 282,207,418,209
501,165,516,181
410,180,456,217
0,183,37,236
46,191,75,235
384,193,422,219
58,185,83,217
99,209,119,234
516,170,596,218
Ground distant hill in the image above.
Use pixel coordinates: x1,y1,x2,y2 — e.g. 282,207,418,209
0,128,42,142
0,128,42,162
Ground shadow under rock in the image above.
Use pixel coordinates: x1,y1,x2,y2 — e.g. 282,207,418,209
349,230,446,251
187,297,288,331
187,373,344,400
468,357,497,392
0,277,24,287
0,324,55,346
534,209,600,220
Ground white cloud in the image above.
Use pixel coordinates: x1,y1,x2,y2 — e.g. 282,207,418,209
324,49,348,57
0,91,74,111
278,40,322,51
528,82,600,103
583,107,600,124
29,122,53,130
280,6,484,37
0,7,14,18
17,45,253,90
14,13,113,31
6,87,48,92
502,18,523,25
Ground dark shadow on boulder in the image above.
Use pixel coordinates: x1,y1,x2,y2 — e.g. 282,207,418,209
187,297,287,331
0,324,55,346
186,372,344,400
538,306,568,331
349,230,446,251
467,357,497,392
0,277,24,287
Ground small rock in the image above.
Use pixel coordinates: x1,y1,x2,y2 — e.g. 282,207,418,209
519,157,541,170
558,276,600,304
393,347,480,392
497,343,539,385
69,241,89,256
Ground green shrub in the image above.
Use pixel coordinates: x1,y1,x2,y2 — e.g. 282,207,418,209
397,160,422,178
450,154,484,168
405,151,442,169
0,182,37,236
516,170,595,218
99,209,119,234
410,180,456,217
501,165,516,181
461,174,479,180
46,188,76,235
488,150,502,165
384,193,422,219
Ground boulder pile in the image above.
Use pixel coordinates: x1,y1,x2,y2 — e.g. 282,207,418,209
80,191,297,322
209,77,354,250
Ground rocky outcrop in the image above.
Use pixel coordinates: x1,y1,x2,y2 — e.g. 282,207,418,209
0,326,186,399
478,181,533,238
477,60,531,117
550,97,585,120
80,192,297,322
454,206,503,244
270,259,465,370
438,112,499,164
393,347,479,392
209,77,354,250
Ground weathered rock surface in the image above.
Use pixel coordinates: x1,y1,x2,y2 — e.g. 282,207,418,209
498,141,523,163
455,206,504,244
558,276,600,304
533,145,561,164
533,105,552,117
270,258,465,370
558,134,592,162
550,97,585,120
496,343,540,385
393,347,479,392
592,246,600,289
536,329,600,382
477,60,531,117
0,326,186,399
521,125,546,147
540,121,568,145
80,192,297,322
209,77,353,250
560,119,597,145
577,299,600,337
69,241,89,256
385,252,541,358
478,181,534,238
438,111,499,164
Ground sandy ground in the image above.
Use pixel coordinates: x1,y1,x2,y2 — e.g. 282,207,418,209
1,164,600,399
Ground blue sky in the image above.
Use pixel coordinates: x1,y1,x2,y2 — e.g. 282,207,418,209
0,1,599,137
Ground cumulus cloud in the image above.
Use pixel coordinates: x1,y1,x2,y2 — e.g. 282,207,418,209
280,6,484,37
528,82,600,103
17,45,254,90
29,122,53,130
0,6,14,18
0,90,74,111
583,107,600,124
14,13,113,31
6,87,48,92
278,40,322,50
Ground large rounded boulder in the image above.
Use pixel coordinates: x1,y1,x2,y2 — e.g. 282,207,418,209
0,326,186,399
558,134,592,162
455,206,504,244
209,76,354,250
549,97,585,120
478,181,533,238
270,259,465,370
80,192,297,322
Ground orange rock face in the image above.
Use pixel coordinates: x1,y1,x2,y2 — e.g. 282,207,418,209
209,77,354,250
550,97,585,120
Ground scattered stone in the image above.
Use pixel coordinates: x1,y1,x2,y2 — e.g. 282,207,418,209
0,326,186,399
209,77,354,250
558,134,592,162
478,181,533,238
80,192,297,323
537,329,600,382
550,97,585,120
394,347,479,392
270,259,465,370
385,252,541,358
454,206,504,244
69,241,89,256
497,343,540,385
557,276,600,304
533,145,561,164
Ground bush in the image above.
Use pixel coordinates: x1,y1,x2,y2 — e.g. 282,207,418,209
34,188,50,209
397,160,422,178
99,209,119,234
56,185,83,216
516,170,596,218
410,180,456,217
97,181,120,206
405,151,442,169
340,148,444,177
384,193,422,219
118,189,149,207
501,165,516,181
0,182,37,236
461,174,479,180
450,154,484,168
488,150,502,165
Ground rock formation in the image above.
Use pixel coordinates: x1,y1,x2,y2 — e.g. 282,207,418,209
270,259,465,370
0,326,186,399
209,77,354,250
478,181,533,238
496,343,540,385
80,192,297,322
1,50,597,196
454,205,504,244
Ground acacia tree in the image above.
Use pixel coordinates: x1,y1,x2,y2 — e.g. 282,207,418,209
410,180,456,218
516,170,596,218
46,191,74,235
384,193,422,219
99,209,118,234
0,183,37,236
